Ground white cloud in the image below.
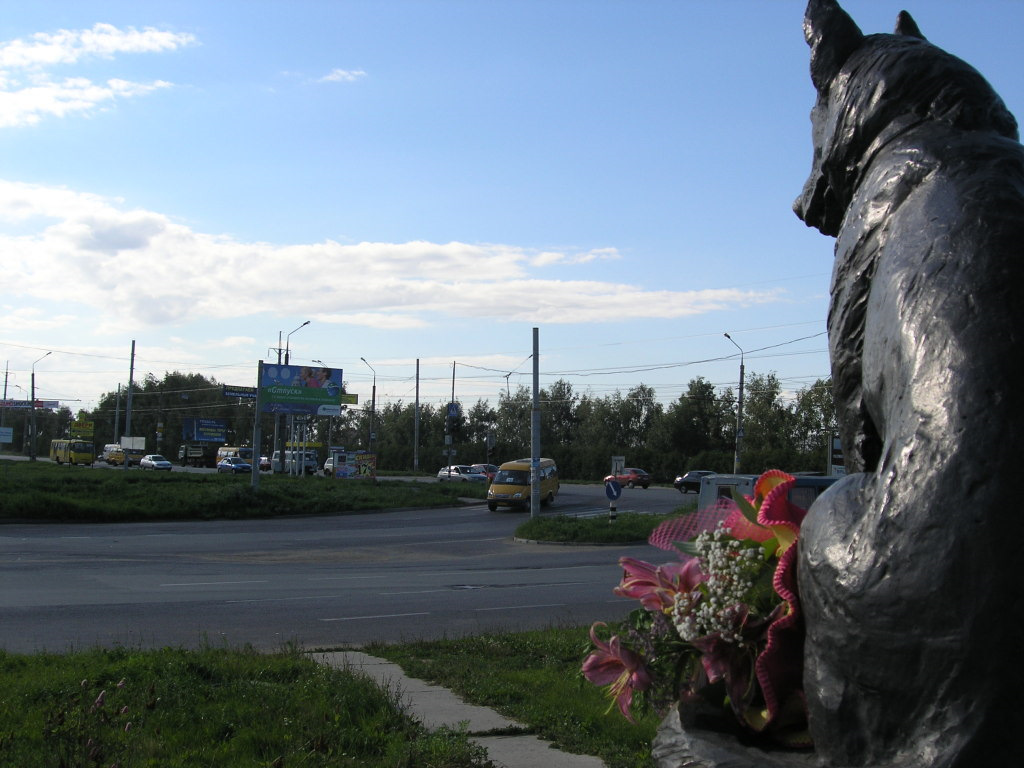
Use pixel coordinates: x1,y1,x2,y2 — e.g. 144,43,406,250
0,23,196,69
314,312,427,329
0,180,786,330
530,247,621,267
207,336,257,349
319,68,366,83
0,23,192,127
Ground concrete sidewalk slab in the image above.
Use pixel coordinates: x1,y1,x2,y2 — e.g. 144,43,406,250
312,650,606,768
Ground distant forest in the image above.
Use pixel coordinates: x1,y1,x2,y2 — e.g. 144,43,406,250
6,370,837,481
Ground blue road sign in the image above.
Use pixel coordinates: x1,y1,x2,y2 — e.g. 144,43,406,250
605,479,622,501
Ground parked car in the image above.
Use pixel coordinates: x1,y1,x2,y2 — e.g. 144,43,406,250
259,456,271,471
604,467,652,489
437,465,489,482
471,463,498,480
674,469,716,493
139,454,173,471
217,456,252,474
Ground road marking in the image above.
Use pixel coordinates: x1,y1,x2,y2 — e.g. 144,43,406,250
383,580,589,595
320,611,430,622
161,580,269,587
474,603,566,612
226,593,350,604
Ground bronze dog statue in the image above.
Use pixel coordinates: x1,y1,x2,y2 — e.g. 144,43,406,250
795,1,1024,766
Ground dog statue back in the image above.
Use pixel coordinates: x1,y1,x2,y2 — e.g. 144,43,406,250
794,2,1024,766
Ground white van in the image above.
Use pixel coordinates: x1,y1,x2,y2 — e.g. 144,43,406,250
272,449,319,475
101,444,122,464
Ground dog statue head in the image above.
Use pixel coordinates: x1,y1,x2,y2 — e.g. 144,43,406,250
793,0,1018,236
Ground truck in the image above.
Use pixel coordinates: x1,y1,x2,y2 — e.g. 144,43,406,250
178,418,227,467
178,443,218,468
697,473,840,514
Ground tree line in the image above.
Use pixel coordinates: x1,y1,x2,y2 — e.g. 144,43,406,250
4,370,838,481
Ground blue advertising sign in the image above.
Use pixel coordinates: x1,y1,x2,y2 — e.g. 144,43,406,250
260,364,344,416
182,418,227,442
223,385,257,399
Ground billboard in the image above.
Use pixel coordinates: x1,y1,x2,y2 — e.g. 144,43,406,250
0,399,59,409
331,452,376,480
182,418,227,442
260,364,344,416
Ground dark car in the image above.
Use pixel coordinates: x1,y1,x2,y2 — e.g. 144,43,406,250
604,467,651,489
674,470,716,493
217,457,252,474
471,463,498,481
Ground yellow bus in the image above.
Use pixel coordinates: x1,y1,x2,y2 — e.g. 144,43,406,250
49,439,95,466
487,457,559,511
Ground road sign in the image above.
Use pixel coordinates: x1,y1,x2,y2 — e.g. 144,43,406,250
605,479,622,501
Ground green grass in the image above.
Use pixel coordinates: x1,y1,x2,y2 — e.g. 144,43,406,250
514,506,695,544
368,625,659,768
0,644,493,767
0,460,487,523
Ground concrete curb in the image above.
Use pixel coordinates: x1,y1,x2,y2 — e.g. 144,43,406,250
311,651,606,768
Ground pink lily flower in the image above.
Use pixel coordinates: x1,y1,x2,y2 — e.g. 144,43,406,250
750,470,813,744
754,470,807,556
581,622,652,722
614,556,705,613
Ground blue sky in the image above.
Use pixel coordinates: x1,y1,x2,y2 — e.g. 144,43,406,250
2,1,1022,415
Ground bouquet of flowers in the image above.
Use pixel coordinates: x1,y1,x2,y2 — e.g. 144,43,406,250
581,470,812,747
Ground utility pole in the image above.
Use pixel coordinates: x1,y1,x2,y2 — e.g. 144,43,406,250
414,358,420,472
124,341,135,470
531,328,540,518
724,333,745,474
29,351,52,461
360,357,376,456
449,361,455,471
1,361,8,429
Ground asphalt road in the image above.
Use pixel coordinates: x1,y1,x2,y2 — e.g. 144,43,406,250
0,483,691,653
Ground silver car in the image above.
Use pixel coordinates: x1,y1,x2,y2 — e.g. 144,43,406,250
140,454,173,471
436,465,489,482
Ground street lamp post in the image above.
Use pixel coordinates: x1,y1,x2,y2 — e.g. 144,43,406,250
284,320,310,366
360,357,376,454
276,321,310,474
313,359,331,451
724,333,745,474
29,351,52,461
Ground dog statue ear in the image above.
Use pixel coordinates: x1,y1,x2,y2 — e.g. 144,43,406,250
804,0,864,91
894,10,925,39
